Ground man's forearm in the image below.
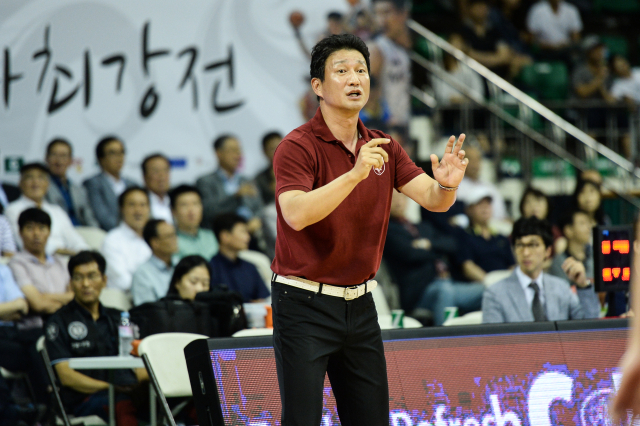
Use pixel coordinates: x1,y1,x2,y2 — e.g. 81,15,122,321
279,171,360,231
56,363,110,394
463,260,486,282
400,174,456,213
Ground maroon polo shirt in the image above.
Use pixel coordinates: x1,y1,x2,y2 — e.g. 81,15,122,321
272,108,424,285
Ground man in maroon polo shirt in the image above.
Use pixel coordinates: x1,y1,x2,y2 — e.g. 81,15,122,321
271,34,468,426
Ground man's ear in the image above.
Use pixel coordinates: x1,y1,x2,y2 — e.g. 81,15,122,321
545,245,553,260
311,78,323,100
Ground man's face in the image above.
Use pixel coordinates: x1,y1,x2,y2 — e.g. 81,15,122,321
374,2,407,37
221,223,251,252
144,157,171,196
150,222,178,257
313,49,370,114
99,140,125,176
521,194,548,220
514,235,551,278
172,192,203,230
328,17,344,35
468,2,489,24
70,261,106,306
20,169,49,203
263,136,282,163
216,138,242,174
46,143,72,178
20,222,50,255
467,198,492,226
121,190,150,233
566,212,592,245
612,56,631,77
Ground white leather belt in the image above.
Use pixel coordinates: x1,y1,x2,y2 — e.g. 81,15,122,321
273,274,377,301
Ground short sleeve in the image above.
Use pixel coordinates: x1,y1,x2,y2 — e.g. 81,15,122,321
8,258,31,288
392,139,424,190
0,216,16,254
274,140,316,197
570,7,583,33
45,316,72,364
525,6,539,33
0,264,23,302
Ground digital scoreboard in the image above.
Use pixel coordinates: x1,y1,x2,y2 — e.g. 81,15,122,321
593,225,633,292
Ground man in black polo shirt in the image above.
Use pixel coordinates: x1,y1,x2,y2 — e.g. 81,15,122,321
45,251,140,425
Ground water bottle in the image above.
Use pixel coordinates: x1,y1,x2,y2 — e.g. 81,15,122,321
118,312,134,357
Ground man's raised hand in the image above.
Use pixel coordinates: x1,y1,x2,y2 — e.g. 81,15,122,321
431,134,468,189
351,138,390,182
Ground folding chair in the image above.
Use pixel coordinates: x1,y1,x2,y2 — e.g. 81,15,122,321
36,336,106,426
138,332,208,425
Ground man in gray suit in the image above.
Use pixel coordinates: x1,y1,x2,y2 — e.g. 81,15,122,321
45,138,99,227
83,136,136,231
196,135,263,232
482,216,584,323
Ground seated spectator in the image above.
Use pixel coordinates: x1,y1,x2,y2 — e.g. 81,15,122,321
548,210,600,318
196,135,264,232
611,54,640,104
142,153,173,223
0,211,16,256
6,163,88,255
384,191,484,325
9,208,72,316
83,136,137,231
166,255,211,300
254,132,282,205
131,219,177,306
45,251,141,424
456,146,509,221
488,0,531,55
518,186,564,256
0,263,49,405
526,0,582,61
460,0,531,79
101,187,151,292
210,213,270,303
45,138,99,227
572,177,610,226
482,217,584,323
572,37,620,131
170,185,218,260
455,188,516,282
0,373,43,425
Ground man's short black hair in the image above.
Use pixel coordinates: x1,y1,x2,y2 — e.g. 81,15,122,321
511,216,553,248
18,208,51,231
213,135,236,151
327,11,343,21
68,250,106,276
558,209,590,235
169,184,202,209
141,153,170,176
20,162,49,176
46,138,72,157
310,34,371,83
118,186,148,209
212,212,247,241
262,131,283,150
372,0,410,10
143,219,165,246
96,135,122,160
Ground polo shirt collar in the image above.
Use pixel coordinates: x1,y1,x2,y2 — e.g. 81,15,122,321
149,254,174,271
70,299,108,321
23,251,55,265
310,107,372,144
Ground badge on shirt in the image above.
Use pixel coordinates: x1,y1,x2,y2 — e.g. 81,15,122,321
68,321,88,340
46,323,59,341
373,162,385,176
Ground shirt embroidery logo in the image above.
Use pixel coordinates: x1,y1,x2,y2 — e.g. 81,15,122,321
373,162,385,176
46,323,58,341
68,321,88,340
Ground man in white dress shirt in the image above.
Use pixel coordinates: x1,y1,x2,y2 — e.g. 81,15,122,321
100,187,151,292
526,0,582,59
6,163,88,255
142,153,173,224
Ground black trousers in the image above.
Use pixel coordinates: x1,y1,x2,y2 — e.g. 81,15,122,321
271,281,389,426
0,325,48,403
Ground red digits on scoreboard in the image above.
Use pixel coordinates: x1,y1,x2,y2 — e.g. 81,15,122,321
602,241,611,254
613,240,630,254
603,268,612,282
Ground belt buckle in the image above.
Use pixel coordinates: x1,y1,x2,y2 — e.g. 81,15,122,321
344,286,359,300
